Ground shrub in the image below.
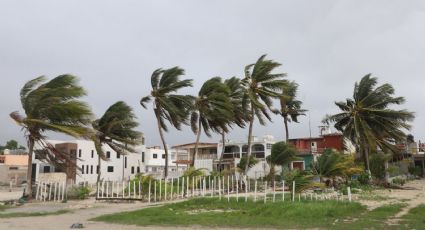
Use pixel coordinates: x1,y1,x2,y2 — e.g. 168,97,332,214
408,166,422,177
68,186,91,199
392,177,406,186
357,172,370,185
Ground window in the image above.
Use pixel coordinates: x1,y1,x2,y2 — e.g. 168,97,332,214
82,165,84,174
106,151,111,159
43,166,50,173
78,149,82,158
137,166,140,173
90,165,93,174
162,154,165,159
125,157,127,168
86,165,89,174
107,166,114,172
96,166,99,174
142,152,145,162
266,143,273,149
9,167,18,170
117,152,121,159
131,166,134,174
153,154,158,159
91,150,94,158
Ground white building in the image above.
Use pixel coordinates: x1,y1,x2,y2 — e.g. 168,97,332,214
143,146,188,178
217,135,276,179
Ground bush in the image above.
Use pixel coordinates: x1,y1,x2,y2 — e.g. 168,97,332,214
68,186,91,199
392,177,406,186
408,166,422,177
357,172,370,185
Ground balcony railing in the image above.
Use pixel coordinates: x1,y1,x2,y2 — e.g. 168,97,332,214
223,151,265,159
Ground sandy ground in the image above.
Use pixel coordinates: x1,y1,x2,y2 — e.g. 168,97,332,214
1,180,425,229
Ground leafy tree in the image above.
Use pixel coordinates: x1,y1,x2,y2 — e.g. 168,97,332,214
0,140,26,151
277,81,307,141
241,55,288,174
10,75,92,197
92,101,142,195
190,77,233,165
237,155,258,173
323,74,414,175
140,67,194,178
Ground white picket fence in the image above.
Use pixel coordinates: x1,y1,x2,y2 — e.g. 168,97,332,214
35,181,67,202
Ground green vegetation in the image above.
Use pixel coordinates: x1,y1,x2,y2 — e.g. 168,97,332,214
0,209,70,218
68,186,92,200
93,198,365,229
397,204,425,229
0,139,26,152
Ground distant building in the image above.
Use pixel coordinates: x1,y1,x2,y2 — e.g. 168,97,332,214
0,149,28,185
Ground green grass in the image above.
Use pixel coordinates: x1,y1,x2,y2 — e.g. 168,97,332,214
93,198,366,229
330,203,406,230
0,209,70,218
396,204,425,230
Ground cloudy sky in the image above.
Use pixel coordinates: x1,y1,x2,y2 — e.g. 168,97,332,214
1,0,424,147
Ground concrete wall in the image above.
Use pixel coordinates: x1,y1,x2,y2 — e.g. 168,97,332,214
0,155,28,166
0,165,27,185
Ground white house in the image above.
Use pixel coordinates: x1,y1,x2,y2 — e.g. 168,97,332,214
143,146,188,178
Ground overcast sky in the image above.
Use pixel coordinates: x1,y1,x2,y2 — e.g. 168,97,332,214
1,0,424,148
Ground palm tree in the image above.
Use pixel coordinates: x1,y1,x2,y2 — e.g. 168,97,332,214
190,77,233,166
140,67,194,178
323,74,414,175
10,75,92,197
92,101,142,195
217,77,248,171
267,141,300,182
241,55,288,175
278,81,307,142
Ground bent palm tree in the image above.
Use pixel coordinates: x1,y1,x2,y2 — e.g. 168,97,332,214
217,77,248,171
278,81,307,142
323,74,414,174
140,67,194,178
241,55,288,175
92,101,142,195
190,77,233,166
10,75,92,197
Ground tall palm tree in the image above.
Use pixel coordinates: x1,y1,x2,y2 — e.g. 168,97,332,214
217,77,248,171
140,67,194,178
241,55,288,175
92,101,142,194
323,74,414,174
190,77,233,166
278,81,307,142
10,75,92,197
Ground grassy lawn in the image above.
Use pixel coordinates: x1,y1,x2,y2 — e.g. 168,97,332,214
0,209,70,218
395,204,425,230
93,198,367,229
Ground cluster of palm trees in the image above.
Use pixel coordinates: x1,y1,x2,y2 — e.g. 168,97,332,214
10,55,414,197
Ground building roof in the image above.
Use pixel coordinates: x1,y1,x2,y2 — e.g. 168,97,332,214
288,133,343,141
172,142,218,149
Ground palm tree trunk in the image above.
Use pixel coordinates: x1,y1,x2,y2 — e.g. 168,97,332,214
244,106,255,175
363,146,371,177
96,154,101,199
284,116,289,142
191,118,202,167
25,138,35,198
155,109,169,178
217,131,226,172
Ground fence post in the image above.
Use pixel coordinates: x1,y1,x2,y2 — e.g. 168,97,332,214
292,181,295,202
35,182,39,201
282,180,285,202
171,178,174,200
236,177,239,202
254,179,257,202
122,181,125,198
54,182,57,202
348,187,352,202
48,182,52,201
154,180,157,202
227,176,230,202
111,181,114,198
181,177,185,198
164,179,167,201
148,180,151,203
186,176,189,198
245,176,248,202
106,181,109,198
61,181,65,201
264,181,267,204
218,177,221,200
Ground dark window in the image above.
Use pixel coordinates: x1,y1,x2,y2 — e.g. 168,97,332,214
43,166,50,173
137,166,140,173
78,149,82,158
96,165,99,174
107,166,114,172
90,165,93,174
162,154,165,159
142,152,145,162
86,165,89,174
106,151,111,159
117,153,120,159
91,150,94,158
153,154,157,159
9,167,18,170
131,166,134,174
125,157,127,168
82,164,84,174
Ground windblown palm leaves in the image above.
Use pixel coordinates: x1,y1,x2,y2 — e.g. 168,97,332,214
190,77,234,165
92,101,142,187
323,74,414,173
140,67,194,178
270,141,300,167
241,54,288,174
10,75,92,197
278,81,307,141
